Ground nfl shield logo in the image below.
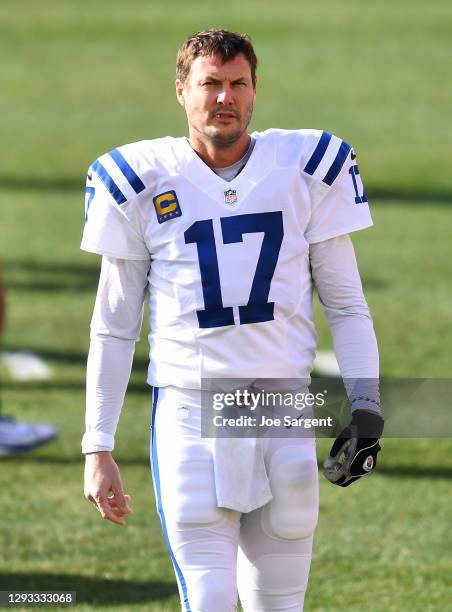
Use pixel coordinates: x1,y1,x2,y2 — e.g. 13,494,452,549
224,189,238,205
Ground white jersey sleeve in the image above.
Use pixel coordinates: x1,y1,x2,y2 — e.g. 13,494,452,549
302,131,373,244
81,148,150,260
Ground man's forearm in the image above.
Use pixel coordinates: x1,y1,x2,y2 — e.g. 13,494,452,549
310,235,380,414
323,308,380,413
83,333,136,452
83,256,148,453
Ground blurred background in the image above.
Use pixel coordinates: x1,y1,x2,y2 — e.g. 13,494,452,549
0,0,451,610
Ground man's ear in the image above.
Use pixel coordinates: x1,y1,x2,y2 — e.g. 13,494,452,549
175,79,185,107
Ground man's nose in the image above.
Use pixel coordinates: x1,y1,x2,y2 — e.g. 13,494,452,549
217,84,233,104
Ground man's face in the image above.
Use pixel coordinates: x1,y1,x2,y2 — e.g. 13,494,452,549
176,53,256,149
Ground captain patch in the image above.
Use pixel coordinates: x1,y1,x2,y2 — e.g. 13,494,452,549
153,190,182,224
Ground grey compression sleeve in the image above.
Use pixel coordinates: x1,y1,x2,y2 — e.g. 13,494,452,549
310,235,381,414
82,256,149,453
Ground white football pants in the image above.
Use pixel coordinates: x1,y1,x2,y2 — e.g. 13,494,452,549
150,386,319,612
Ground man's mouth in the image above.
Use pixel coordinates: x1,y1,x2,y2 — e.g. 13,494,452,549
213,111,237,120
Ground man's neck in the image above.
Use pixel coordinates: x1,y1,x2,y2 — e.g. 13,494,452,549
188,133,251,168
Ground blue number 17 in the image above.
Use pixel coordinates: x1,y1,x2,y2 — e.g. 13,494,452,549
184,211,284,328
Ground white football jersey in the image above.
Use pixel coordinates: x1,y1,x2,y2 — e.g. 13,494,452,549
81,129,372,388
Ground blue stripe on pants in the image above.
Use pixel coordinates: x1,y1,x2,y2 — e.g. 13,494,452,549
150,387,191,610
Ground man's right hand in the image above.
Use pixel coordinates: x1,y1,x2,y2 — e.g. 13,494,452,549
84,451,132,526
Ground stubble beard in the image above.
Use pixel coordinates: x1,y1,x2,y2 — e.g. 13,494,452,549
201,102,254,149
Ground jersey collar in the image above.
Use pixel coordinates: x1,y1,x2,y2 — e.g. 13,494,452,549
176,131,275,208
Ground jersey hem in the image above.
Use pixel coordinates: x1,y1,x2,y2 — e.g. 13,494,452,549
81,445,114,454
80,243,151,261
306,221,373,245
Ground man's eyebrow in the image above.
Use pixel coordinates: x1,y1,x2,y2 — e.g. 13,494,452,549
201,76,222,83
200,76,249,83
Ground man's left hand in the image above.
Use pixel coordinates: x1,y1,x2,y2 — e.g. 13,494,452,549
323,410,384,487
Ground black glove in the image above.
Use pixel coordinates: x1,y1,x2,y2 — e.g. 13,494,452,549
323,410,384,487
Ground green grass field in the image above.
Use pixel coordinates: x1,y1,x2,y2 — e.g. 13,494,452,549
1,1,452,610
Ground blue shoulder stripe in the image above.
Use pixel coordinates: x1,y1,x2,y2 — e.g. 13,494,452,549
323,140,352,186
303,131,332,175
109,148,146,195
92,160,126,205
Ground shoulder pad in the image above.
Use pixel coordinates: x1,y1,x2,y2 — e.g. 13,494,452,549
302,130,352,186
89,143,147,206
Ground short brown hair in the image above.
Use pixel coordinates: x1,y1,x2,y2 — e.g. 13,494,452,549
176,29,258,86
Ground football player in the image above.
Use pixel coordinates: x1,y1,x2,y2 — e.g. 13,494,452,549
82,29,383,611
